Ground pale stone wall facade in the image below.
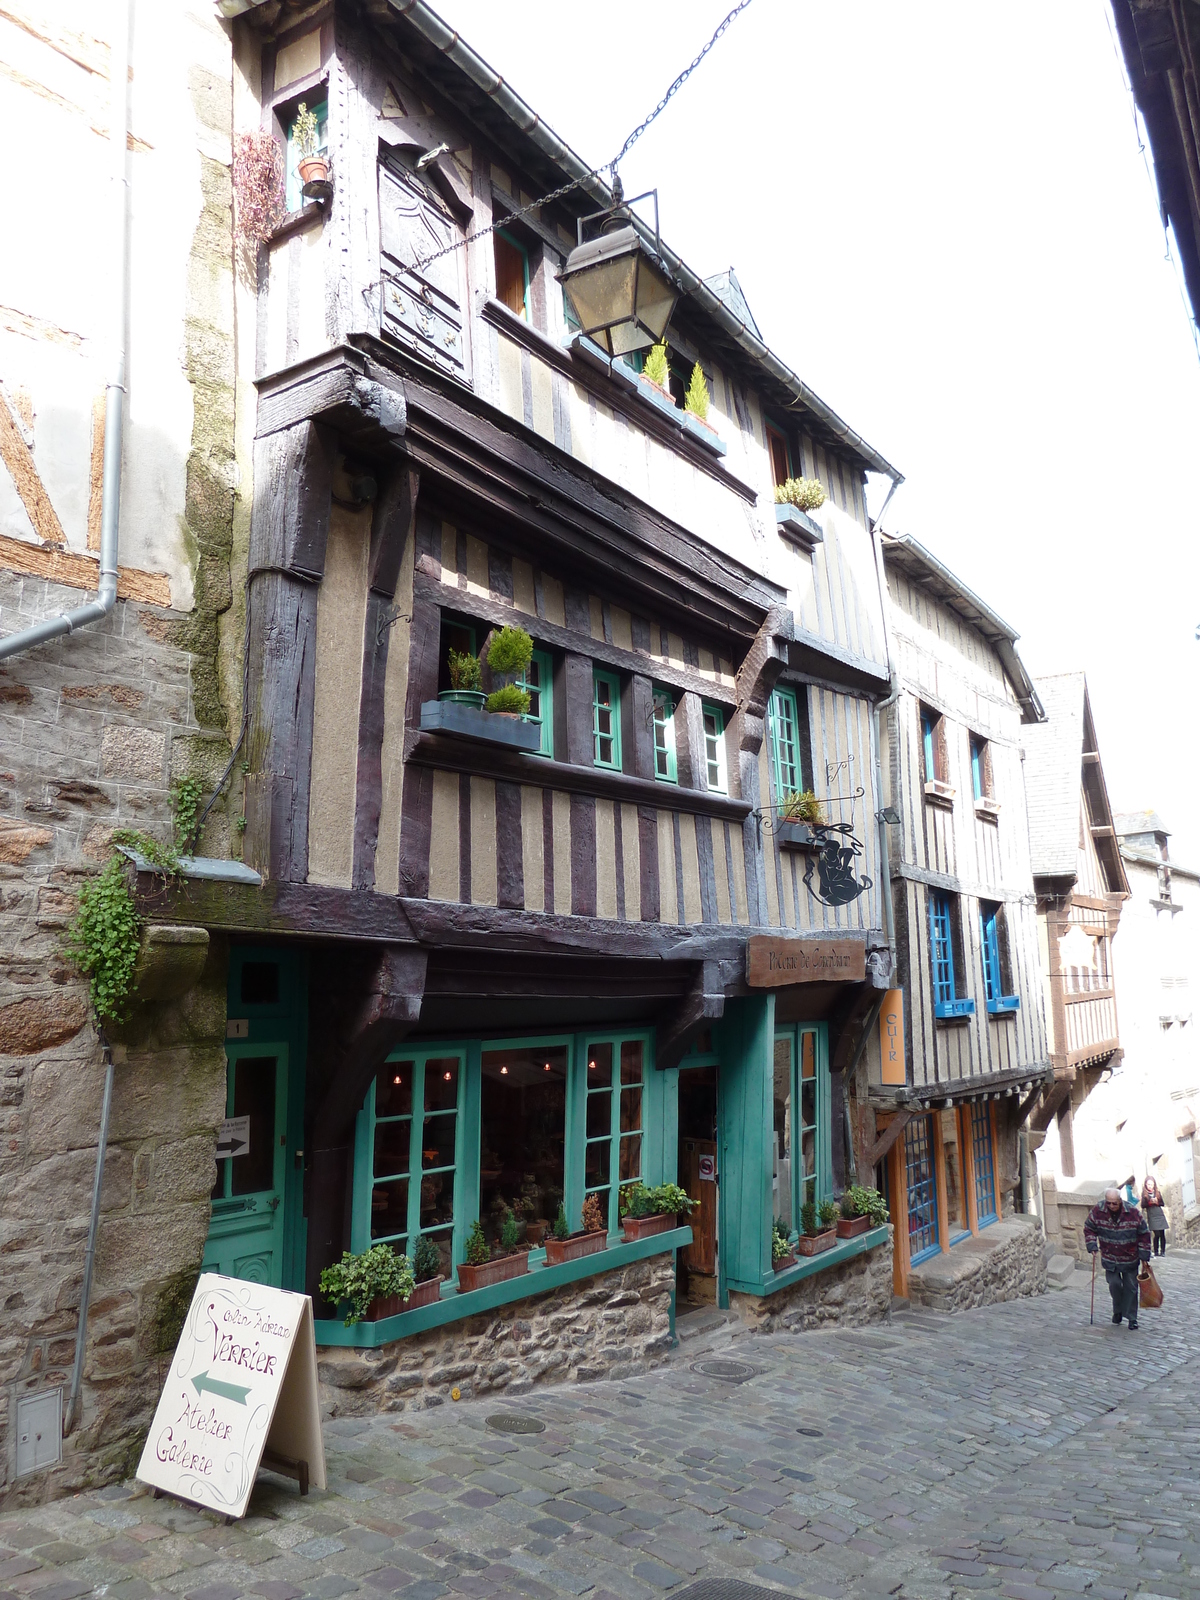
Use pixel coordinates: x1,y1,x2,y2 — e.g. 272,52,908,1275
316,1257,676,1417
728,1235,894,1335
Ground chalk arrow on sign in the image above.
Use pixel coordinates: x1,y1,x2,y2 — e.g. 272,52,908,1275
192,1370,251,1405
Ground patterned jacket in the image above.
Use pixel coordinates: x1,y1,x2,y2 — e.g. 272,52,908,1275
1083,1200,1151,1268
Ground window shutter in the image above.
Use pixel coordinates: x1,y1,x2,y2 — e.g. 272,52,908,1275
379,157,466,378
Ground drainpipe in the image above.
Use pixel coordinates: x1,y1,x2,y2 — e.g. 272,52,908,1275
868,500,903,961
65,1036,114,1437
0,0,130,662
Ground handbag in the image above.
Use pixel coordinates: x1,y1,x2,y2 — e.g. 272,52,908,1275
1138,1264,1164,1309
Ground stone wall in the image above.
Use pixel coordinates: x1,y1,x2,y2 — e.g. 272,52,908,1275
1043,1175,1200,1257
317,1256,675,1416
907,1216,1046,1312
728,1233,894,1335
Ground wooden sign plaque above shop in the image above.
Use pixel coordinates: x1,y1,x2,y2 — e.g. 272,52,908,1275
746,936,866,988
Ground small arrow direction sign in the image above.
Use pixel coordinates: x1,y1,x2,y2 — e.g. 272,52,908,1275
215,1115,250,1160
192,1369,251,1405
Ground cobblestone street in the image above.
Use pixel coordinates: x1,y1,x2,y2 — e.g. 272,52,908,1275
5,1252,1200,1600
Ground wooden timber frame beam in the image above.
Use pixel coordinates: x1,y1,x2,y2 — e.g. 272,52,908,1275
864,1111,912,1173
655,960,729,1071
732,605,795,926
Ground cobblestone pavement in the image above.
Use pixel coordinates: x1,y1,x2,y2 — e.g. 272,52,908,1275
5,1250,1200,1600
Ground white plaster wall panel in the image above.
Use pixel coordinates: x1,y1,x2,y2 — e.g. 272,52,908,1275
296,224,330,364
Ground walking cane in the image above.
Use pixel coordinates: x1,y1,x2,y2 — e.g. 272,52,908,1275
1090,1251,1096,1325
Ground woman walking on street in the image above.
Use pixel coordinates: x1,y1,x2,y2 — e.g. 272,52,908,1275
1141,1175,1168,1256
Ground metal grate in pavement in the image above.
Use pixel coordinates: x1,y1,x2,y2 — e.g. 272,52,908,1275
675,1583,795,1600
485,1413,545,1434
691,1358,758,1381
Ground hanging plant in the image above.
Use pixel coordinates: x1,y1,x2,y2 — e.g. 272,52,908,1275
232,128,284,244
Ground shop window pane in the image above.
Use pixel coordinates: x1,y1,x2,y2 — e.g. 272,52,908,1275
801,1031,816,1079
374,1118,411,1179
619,1087,642,1133
231,1055,277,1196
585,1138,611,1189
420,1114,456,1171
240,961,279,1006
376,1062,414,1118
417,1229,454,1277
620,1040,643,1083
424,1058,459,1112
480,1045,567,1247
773,1036,793,1231
371,1178,408,1241
419,1168,455,1232
619,1132,642,1181
586,1088,612,1138
971,1102,997,1224
905,1116,939,1262
587,1043,614,1088
941,1107,967,1238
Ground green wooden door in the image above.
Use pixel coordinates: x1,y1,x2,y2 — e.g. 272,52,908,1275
203,1044,289,1286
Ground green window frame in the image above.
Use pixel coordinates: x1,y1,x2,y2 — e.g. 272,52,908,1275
518,648,554,758
702,702,726,793
771,1023,829,1237
352,1047,464,1276
768,686,803,802
593,670,622,770
582,1035,646,1234
652,687,677,783
285,97,328,213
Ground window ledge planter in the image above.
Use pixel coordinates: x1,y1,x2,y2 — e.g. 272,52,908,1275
681,409,727,457
544,1229,607,1266
795,1229,837,1256
774,503,824,551
934,997,976,1021
439,689,486,709
975,797,1001,822
365,1293,407,1321
621,1212,676,1242
403,1276,444,1311
835,1214,870,1240
923,780,956,809
986,995,1020,1017
420,699,542,753
775,820,821,850
456,1251,529,1293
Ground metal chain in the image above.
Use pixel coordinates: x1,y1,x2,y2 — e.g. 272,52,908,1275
406,0,755,276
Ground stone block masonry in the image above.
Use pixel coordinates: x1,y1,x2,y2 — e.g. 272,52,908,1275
907,1215,1047,1311
316,1256,676,1415
728,1230,894,1334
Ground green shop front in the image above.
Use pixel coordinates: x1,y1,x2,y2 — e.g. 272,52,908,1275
202,933,890,1370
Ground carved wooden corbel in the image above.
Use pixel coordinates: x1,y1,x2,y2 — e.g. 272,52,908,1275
656,960,726,1071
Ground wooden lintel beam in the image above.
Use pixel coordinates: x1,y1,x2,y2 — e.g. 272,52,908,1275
864,1110,912,1172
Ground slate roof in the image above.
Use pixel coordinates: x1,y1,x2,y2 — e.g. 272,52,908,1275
703,270,762,341
1114,810,1170,838
1024,672,1128,894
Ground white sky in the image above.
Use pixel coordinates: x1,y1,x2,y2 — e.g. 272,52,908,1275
434,0,1200,862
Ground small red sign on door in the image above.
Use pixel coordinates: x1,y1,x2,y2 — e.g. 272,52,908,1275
698,1154,715,1181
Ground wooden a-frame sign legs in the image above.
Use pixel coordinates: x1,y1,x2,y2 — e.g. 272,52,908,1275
137,1273,327,1520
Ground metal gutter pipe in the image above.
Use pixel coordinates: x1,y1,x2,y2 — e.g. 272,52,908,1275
65,1037,114,1437
0,0,129,663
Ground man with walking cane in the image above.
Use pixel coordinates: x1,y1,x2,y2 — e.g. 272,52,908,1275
1084,1185,1152,1330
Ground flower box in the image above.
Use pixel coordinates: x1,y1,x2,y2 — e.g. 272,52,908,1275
795,1229,837,1257
402,1275,444,1310
681,409,727,456
835,1215,869,1240
420,699,541,753
365,1293,406,1321
456,1251,529,1293
544,1229,607,1266
775,820,820,849
772,1252,798,1272
775,502,823,551
621,1213,675,1242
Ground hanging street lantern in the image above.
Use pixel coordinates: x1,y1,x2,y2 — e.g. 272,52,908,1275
558,182,680,359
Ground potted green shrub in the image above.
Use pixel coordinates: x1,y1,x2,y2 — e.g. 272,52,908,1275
774,476,826,550
319,1243,415,1325
639,339,672,405
405,1233,445,1309
544,1200,608,1266
771,1217,796,1272
456,1211,530,1293
483,625,533,718
837,1185,889,1239
795,1198,839,1257
682,361,717,440
293,102,331,199
439,647,485,708
619,1181,695,1242
776,789,825,849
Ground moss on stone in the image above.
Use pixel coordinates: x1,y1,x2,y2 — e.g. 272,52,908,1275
150,1266,201,1357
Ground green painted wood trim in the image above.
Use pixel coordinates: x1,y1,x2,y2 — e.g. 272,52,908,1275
314,1225,693,1347
726,1224,890,1297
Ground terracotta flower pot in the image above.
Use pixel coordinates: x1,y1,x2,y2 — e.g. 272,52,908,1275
544,1229,607,1266
298,155,329,185
366,1293,405,1320
772,1253,797,1272
456,1250,529,1293
525,1221,548,1247
402,1275,444,1310
795,1229,837,1257
836,1215,870,1239
621,1212,675,1242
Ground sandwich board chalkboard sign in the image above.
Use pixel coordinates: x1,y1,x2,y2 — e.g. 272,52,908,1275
137,1273,326,1519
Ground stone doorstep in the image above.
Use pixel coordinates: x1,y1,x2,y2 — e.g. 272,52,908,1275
908,1219,1040,1294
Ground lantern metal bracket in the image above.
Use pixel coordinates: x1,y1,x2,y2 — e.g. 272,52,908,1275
575,186,662,250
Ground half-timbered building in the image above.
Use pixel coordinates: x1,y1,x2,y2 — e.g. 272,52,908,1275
859,535,1052,1305
1023,673,1129,1179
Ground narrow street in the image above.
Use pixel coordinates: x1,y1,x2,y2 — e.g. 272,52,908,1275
4,1256,1200,1600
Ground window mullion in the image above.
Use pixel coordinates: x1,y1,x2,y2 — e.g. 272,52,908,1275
406,1056,426,1256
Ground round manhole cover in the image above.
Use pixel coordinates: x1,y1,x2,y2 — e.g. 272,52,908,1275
692,1359,757,1381
796,1425,823,1437
485,1413,545,1434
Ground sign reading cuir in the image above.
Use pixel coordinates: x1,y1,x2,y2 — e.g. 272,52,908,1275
746,936,866,987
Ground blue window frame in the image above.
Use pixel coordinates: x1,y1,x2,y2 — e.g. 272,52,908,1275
970,735,986,800
593,671,622,769
970,1101,998,1226
652,688,677,783
905,1116,940,1264
921,707,939,782
931,892,975,1019
518,649,554,758
980,902,1019,1015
